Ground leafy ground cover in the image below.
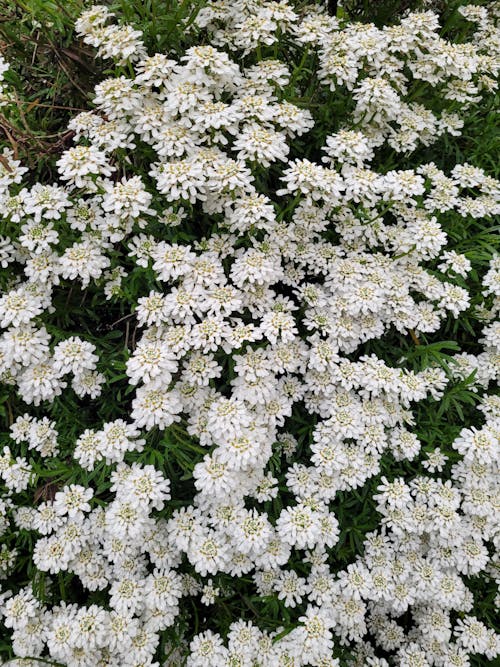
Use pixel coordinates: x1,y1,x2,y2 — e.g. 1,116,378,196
0,1,498,666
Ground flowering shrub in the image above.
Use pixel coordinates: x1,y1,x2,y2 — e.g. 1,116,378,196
0,1,499,666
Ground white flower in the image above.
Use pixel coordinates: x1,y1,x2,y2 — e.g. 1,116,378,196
53,336,98,377
23,183,71,221
126,338,178,388
297,605,334,662
275,569,307,608
131,386,183,430
276,503,323,550
0,286,45,328
230,248,283,287
0,323,50,368
3,588,40,630
19,220,59,253
144,568,183,610
0,235,15,268
181,352,222,386
422,448,448,472
151,242,196,282
150,159,206,203
94,24,146,64
110,576,145,615
187,529,231,576
75,5,113,36
99,419,146,464
200,579,219,606
73,428,103,470
60,239,110,286
112,462,171,510
57,145,114,188
188,630,228,667
206,396,252,443
70,605,109,649
17,357,66,406
322,130,375,167
233,123,289,166
438,250,472,277
53,484,93,518
453,425,499,464
231,509,272,555
101,175,153,219
93,76,143,118
135,53,177,86
72,369,105,399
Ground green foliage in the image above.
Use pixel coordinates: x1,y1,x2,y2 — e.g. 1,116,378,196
0,0,97,177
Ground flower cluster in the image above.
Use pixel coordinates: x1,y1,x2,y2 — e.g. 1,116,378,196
0,2,499,666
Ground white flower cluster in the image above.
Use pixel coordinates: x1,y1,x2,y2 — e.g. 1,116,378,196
0,2,499,666
0,55,11,109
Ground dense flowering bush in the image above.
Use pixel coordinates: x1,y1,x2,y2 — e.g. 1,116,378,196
0,1,499,665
